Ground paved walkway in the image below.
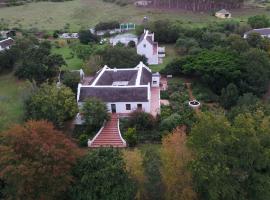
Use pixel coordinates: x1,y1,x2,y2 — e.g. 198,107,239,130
185,82,200,115
89,114,126,148
150,87,160,116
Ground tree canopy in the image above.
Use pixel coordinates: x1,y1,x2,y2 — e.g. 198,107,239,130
25,84,78,128
99,45,147,68
82,98,110,132
0,120,80,199
188,111,270,200
70,148,136,200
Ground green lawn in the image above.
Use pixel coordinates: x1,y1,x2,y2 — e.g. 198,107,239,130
150,44,178,72
0,0,269,31
52,45,84,70
0,74,29,131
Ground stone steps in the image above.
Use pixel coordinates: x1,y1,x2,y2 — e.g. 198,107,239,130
89,114,126,148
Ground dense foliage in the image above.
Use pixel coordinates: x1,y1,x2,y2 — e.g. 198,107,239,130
188,111,270,200
82,98,110,132
70,148,136,200
162,48,270,98
95,21,120,31
78,30,99,45
99,45,147,68
14,39,65,83
25,84,78,128
161,128,197,200
0,121,80,199
248,15,270,29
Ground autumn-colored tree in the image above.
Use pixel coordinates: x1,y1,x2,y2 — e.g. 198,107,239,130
123,149,147,200
0,120,81,200
160,127,197,200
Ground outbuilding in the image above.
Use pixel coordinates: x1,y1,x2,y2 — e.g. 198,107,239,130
215,9,232,19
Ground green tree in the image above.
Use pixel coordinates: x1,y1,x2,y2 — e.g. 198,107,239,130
14,40,65,83
240,48,270,96
25,84,78,128
220,83,239,109
70,148,136,200
99,46,147,68
0,120,80,199
246,32,263,48
128,110,155,131
248,15,270,29
124,128,137,147
78,30,98,44
62,71,81,93
160,113,183,132
82,98,109,132
188,112,270,200
226,34,250,53
176,37,200,55
142,146,165,200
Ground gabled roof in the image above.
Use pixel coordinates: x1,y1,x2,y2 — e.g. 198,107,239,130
90,62,152,87
79,87,149,102
96,70,138,86
77,62,153,103
0,38,14,49
216,9,230,14
138,30,155,46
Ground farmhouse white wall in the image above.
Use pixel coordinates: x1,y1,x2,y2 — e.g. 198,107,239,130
152,76,160,87
137,39,158,65
106,102,150,113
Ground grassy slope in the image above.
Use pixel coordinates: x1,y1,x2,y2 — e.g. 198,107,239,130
0,74,28,131
0,0,269,31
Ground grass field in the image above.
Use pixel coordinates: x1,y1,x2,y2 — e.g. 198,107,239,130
0,0,269,31
52,46,84,70
0,74,29,131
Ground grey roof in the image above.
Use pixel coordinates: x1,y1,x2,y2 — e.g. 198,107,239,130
138,32,146,44
140,67,152,85
0,38,14,49
96,70,138,86
216,9,230,14
245,28,270,36
79,87,149,102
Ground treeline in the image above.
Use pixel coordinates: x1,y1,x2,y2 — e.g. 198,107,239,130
3,0,72,6
149,0,245,11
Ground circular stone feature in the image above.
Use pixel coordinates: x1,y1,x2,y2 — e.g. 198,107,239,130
189,100,201,108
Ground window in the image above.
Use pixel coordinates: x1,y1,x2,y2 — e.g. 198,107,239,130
137,104,142,110
143,44,146,48
153,81,157,85
126,104,131,110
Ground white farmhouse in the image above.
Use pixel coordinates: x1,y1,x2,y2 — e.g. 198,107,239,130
110,33,138,46
136,30,165,65
77,62,160,116
244,28,270,39
0,37,14,51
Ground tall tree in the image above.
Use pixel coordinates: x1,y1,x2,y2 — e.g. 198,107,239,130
0,120,80,200
25,84,78,128
70,148,136,200
161,127,197,200
188,112,270,200
82,98,110,132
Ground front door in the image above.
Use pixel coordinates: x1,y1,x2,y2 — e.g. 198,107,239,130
111,104,116,113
